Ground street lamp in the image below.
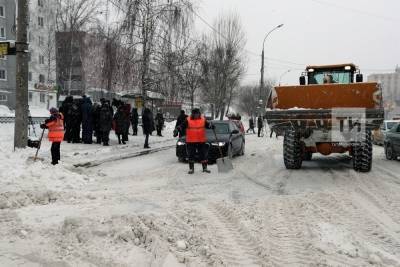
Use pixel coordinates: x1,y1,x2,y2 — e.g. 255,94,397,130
259,23,284,105
279,69,291,86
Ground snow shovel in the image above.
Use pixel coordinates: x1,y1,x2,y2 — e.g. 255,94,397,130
28,128,45,162
212,127,233,173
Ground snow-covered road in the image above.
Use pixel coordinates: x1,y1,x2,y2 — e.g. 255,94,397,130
1,124,400,266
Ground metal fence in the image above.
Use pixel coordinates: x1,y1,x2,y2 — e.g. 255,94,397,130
0,117,48,124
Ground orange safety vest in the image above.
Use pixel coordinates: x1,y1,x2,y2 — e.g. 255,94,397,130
46,113,65,142
186,116,206,143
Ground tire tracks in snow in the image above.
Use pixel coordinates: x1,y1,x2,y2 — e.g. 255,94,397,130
201,203,267,266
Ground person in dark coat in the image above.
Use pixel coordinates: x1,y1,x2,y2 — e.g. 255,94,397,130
246,117,255,134
122,103,131,141
142,108,154,149
113,106,130,144
130,108,139,136
155,109,164,137
98,99,113,146
81,96,93,144
174,110,187,137
68,98,82,143
257,116,264,137
59,96,74,142
92,102,100,139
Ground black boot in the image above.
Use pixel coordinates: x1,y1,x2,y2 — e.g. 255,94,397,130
188,162,194,174
202,163,211,173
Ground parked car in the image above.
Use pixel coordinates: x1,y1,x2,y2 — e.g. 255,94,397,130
372,120,399,145
176,120,245,162
384,122,400,160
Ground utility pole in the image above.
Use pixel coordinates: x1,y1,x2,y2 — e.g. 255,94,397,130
14,0,30,149
259,24,284,111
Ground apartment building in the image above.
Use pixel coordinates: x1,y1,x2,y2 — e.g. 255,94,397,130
368,66,400,119
0,0,57,110
0,0,16,108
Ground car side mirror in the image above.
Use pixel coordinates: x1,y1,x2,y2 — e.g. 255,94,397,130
299,76,306,85
231,129,239,135
356,74,363,83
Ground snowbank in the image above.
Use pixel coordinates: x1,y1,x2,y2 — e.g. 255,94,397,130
0,105,14,116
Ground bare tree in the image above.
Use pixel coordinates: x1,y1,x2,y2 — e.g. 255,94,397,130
236,80,274,117
177,40,204,109
200,13,246,120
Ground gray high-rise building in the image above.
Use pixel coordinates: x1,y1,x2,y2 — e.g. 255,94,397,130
368,66,400,119
0,0,16,109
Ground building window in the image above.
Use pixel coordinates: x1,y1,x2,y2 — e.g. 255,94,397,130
39,74,45,83
28,92,33,101
0,94,7,101
38,36,44,46
39,55,45,64
0,27,5,39
0,69,6,80
40,93,45,103
38,17,44,27
28,72,32,81
0,6,5,18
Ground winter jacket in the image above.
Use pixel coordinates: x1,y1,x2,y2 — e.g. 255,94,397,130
81,97,93,142
142,108,154,135
175,113,187,129
257,117,263,128
98,103,113,132
131,108,139,125
155,112,164,127
186,116,207,143
113,108,130,135
45,113,64,142
59,96,74,125
249,118,254,129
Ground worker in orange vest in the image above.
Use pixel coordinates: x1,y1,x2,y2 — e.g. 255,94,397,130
178,108,214,174
40,107,65,165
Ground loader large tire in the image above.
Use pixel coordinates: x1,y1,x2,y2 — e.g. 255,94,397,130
283,129,303,169
353,130,373,172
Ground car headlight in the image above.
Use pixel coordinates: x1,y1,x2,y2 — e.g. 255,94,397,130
177,141,185,146
212,142,226,147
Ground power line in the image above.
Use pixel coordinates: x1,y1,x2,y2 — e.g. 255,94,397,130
192,9,306,67
310,0,400,23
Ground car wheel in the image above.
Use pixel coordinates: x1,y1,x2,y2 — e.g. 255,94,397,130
240,141,245,156
385,144,395,160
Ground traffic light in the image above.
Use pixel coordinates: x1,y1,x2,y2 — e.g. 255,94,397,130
0,41,16,56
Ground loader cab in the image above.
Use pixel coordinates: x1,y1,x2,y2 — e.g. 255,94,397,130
299,63,363,85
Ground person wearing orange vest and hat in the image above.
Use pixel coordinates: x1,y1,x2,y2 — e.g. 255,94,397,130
40,107,65,165
178,108,214,174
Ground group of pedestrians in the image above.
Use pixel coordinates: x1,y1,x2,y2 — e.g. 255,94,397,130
246,116,265,137
58,96,165,147
42,96,167,166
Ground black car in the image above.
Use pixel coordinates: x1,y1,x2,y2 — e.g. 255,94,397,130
176,120,245,162
384,122,400,160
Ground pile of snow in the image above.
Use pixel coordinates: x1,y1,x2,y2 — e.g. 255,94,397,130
29,106,51,117
0,124,90,198
0,105,50,117
0,105,14,116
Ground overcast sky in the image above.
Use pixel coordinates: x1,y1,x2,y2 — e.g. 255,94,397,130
194,0,400,85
